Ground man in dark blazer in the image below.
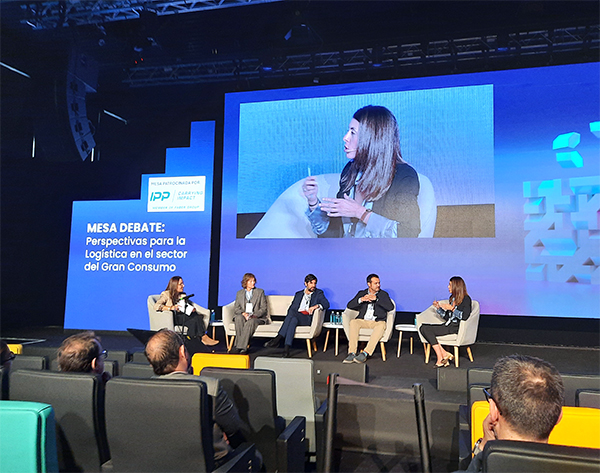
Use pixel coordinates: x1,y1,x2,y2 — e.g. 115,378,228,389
264,274,330,357
232,273,268,354
343,273,394,364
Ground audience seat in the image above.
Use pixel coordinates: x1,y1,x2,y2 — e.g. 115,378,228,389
105,376,255,472
9,370,110,472
201,367,306,473
577,389,600,409
254,357,326,464
120,362,155,378
482,439,600,472
191,353,250,375
0,400,59,473
471,401,600,449
12,355,48,371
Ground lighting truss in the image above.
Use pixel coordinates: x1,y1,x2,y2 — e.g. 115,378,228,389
123,25,599,87
20,0,281,29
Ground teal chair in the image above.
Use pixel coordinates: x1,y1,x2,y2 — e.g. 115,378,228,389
0,400,59,473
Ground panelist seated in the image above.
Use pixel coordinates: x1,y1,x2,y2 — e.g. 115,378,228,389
246,105,437,239
419,276,472,368
231,273,268,354
343,273,394,364
154,275,218,346
264,273,330,357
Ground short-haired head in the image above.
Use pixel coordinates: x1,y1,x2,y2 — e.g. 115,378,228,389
366,273,379,284
145,329,185,376
491,354,564,441
304,274,317,284
241,273,256,288
57,331,102,373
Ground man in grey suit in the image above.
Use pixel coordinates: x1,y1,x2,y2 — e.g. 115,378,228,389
231,273,268,354
145,329,260,469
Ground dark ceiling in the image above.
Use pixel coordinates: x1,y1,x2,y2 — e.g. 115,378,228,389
2,1,599,90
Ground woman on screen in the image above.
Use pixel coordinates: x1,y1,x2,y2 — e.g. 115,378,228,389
231,273,268,354
304,105,421,238
419,276,472,367
154,276,218,346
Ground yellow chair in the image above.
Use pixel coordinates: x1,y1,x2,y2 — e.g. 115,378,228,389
471,400,600,450
191,353,250,375
7,344,22,355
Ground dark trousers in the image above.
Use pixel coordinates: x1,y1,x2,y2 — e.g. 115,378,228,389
419,323,458,345
174,312,205,338
278,312,312,347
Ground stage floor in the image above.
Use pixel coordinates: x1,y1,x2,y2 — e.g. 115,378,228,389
3,326,599,472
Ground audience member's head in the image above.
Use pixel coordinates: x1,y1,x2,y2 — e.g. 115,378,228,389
489,354,564,442
145,329,189,376
1,341,15,372
57,331,106,374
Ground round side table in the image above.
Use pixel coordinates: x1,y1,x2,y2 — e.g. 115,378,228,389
395,324,418,357
322,322,344,356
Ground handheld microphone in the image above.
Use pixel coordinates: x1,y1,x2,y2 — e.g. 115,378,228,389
180,293,195,301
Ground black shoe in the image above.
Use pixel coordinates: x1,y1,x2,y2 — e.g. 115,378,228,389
239,348,248,355
282,346,291,358
264,336,282,348
230,347,240,354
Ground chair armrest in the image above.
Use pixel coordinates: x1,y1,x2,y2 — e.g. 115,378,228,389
222,302,236,337
342,309,359,340
381,301,397,342
276,416,307,473
149,310,174,331
214,442,256,473
192,303,211,332
315,399,328,470
415,303,446,343
308,308,325,338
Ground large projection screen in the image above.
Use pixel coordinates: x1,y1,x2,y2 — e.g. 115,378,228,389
219,63,599,318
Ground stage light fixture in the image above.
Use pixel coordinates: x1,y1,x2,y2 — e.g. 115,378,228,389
0,62,31,78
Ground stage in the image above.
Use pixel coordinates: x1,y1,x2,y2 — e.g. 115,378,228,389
3,325,599,472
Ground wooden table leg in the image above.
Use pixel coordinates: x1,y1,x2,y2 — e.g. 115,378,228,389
334,328,339,356
323,330,330,352
410,336,413,354
397,331,403,357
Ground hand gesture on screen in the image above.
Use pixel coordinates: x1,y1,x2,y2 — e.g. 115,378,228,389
320,194,364,219
303,177,319,206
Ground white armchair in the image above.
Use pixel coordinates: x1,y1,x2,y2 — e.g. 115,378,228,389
416,299,481,367
246,172,436,238
147,294,210,335
342,300,396,361
221,295,325,357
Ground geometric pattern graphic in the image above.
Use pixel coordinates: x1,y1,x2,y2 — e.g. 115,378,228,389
524,177,599,284
523,122,599,284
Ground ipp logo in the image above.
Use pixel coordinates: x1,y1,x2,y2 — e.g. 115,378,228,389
150,191,171,201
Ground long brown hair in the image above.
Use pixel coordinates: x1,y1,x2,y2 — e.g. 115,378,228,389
449,276,468,306
339,105,404,201
165,276,183,304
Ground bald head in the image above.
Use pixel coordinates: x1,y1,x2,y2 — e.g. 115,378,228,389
58,331,102,373
145,329,186,376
